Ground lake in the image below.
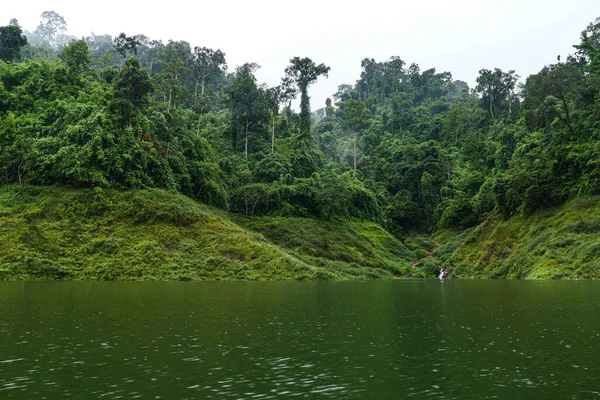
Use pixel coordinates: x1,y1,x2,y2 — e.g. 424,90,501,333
1,281,599,399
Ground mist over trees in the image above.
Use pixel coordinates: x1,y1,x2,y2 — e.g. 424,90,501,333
2,11,600,232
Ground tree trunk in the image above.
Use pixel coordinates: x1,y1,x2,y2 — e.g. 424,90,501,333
195,183,205,199
245,118,250,159
299,86,310,135
562,98,572,132
197,75,207,126
353,131,357,170
271,115,275,153
168,88,172,109
251,195,262,216
161,141,171,187
17,159,25,192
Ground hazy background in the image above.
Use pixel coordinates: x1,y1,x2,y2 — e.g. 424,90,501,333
3,0,599,108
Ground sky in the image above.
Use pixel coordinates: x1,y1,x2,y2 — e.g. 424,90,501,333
2,0,599,108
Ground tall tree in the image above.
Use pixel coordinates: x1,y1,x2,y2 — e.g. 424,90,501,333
137,36,163,75
278,75,297,117
154,40,192,109
114,33,140,69
266,86,280,153
475,68,519,119
523,61,583,132
113,57,153,129
343,99,371,170
33,11,67,45
285,57,330,134
228,63,264,157
0,25,27,62
192,46,226,129
62,39,91,75
192,46,226,98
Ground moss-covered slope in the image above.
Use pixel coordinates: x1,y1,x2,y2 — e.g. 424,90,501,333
0,185,416,281
436,196,600,279
238,217,421,278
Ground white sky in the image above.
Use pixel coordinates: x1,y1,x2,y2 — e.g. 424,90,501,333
2,0,599,108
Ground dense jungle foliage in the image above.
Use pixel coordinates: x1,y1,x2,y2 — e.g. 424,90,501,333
1,13,600,278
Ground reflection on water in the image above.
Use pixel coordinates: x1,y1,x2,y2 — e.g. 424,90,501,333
1,281,599,399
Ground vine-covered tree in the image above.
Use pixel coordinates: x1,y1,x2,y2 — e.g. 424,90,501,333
285,57,330,134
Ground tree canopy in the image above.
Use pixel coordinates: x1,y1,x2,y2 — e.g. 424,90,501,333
1,13,600,236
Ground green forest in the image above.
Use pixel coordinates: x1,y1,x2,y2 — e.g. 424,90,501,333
1,12,600,280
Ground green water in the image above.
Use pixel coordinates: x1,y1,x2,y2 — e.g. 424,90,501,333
1,281,599,399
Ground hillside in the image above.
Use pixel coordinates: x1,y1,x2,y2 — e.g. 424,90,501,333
0,185,421,281
436,196,600,279
239,217,419,277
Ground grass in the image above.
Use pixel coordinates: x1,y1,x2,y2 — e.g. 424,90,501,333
5,184,594,281
238,216,422,278
0,185,419,281
435,196,600,279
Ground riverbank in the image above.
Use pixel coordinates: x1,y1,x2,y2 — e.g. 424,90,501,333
2,185,598,280
434,196,600,279
0,185,423,280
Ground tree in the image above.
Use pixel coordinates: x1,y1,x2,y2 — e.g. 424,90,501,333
278,75,297,117
114,33,140,69
34,11,67,45
0,25,27,62
475,68,519,119
285,57,330,134
443,96,486,142
325,98,334,117
523,62,583,132
113,58,153,128
62,40,91,75
266,86,280,153
153,40,192,109
140,38,163,75
265,78,296,153
574,17,600,77
315,171,379,220
192,46,226,128
192,46,226,98
228,63,264,157
0,113,34,191
343,99,371,170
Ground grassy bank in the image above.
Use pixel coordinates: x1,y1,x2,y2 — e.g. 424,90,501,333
238,217,427,278
436,196,600,279
0,185,418,281
4,185,596,281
